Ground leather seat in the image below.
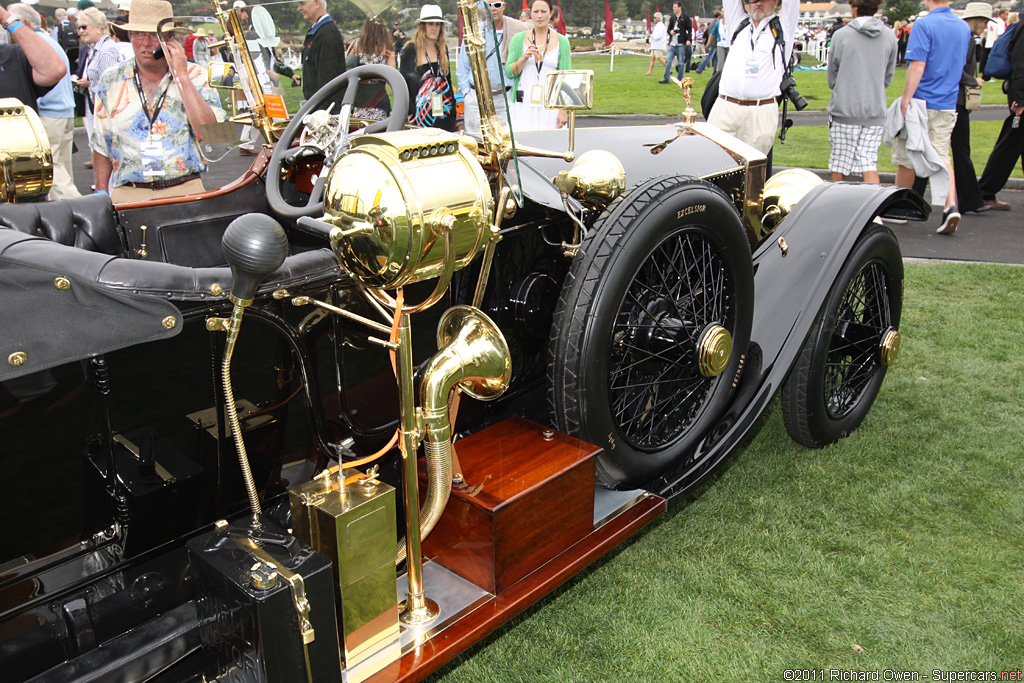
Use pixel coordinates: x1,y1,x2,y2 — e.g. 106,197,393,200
0,194,123,255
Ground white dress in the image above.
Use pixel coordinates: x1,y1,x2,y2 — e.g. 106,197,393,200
510,41,560,132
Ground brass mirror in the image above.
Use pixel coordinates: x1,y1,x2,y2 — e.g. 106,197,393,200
209,61,242,91
543,70,594,111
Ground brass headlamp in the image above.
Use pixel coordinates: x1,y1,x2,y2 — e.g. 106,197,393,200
322,129,494,292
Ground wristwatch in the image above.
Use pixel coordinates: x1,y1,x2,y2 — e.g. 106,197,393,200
2,15,18,30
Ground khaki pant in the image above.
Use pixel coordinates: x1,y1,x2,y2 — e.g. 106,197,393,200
40,116,81,201
110,178,206,204
891,108,956,167
707,97,778,155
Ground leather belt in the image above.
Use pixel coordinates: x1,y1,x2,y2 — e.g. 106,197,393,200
123,172,201,190
719,95,778,106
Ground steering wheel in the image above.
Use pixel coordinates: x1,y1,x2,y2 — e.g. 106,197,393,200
266,64,410,220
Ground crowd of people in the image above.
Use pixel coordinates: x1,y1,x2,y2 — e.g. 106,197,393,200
0,0,1021,224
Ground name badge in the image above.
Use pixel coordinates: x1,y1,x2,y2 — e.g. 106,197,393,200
744,58,760,77
432,93,443,117
530,84,543,105
140,138,167,179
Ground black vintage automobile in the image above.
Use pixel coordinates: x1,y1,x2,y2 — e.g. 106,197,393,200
0,1,925,680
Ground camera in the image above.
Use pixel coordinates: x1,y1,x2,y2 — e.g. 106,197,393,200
779,74,806,111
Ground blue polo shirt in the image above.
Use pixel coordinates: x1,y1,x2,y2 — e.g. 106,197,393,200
904,6,971,110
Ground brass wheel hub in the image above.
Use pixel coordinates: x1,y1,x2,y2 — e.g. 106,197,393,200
880,327,900,366
697,324,732,377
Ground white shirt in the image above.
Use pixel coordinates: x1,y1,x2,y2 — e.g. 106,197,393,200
651,21,668,51
985,17,1005,49
719,0,798,100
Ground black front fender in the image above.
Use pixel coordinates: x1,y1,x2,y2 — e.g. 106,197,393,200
655,182,925,497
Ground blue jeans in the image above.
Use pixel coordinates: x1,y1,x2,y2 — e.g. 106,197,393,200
663,44,686,81
696,46,716,73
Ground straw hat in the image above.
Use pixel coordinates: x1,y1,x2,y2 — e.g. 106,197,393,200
119,0,186,34
192,27,210,38
417,4,446,23
962,2,992,20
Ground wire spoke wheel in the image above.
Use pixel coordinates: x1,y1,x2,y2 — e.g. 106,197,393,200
782,224,903,448
609,230,733,451
549,177,753,489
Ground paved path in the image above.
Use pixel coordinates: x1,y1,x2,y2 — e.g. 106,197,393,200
69,121,1022,265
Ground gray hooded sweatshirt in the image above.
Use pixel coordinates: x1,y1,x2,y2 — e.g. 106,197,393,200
826,17,898,127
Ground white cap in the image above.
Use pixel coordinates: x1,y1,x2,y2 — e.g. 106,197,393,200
233,0,247,8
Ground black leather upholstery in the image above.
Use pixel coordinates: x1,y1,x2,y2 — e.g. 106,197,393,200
0,194,123,255
0,229,343,303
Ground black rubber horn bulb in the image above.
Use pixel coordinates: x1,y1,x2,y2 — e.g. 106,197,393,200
221,213,289,301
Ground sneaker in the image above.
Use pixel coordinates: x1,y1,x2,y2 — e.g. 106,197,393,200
658,79,669,84
937,206,960,235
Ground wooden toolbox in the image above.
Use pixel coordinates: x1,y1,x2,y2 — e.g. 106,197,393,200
421,417,599,594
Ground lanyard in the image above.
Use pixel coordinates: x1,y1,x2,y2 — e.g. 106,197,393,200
532,29,549,75
133,69,171,132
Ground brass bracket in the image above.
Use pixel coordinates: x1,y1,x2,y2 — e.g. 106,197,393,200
206,317,231,332
113,433,176,482
234,537,316,646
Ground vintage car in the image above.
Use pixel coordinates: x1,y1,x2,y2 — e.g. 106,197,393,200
0,1,926,680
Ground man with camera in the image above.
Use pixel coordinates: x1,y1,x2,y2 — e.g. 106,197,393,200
708,0,799,156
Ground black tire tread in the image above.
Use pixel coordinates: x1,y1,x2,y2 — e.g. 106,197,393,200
781,223,902,448
547,175,745,488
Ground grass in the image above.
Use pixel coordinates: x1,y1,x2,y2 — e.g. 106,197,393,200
275,53,1020,178
430,261,1024,682
772,120,1019,179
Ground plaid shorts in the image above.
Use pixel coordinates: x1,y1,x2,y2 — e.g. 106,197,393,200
828,121,884,175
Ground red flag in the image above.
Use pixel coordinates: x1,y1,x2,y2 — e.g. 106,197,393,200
523,0,528,10
605,0,613,47
647,12,651,32
557,0,566,34
457,10,464,45
655,5,660,12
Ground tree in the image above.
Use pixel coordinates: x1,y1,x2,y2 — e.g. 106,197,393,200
885,0,922,24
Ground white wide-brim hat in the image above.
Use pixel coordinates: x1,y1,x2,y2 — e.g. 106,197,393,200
418,4,447,23
962,2,993,20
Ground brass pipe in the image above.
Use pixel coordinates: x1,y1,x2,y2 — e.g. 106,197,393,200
396,308,438,625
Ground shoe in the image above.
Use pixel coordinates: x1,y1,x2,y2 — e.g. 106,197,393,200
82,160,93,168
963,205,992,215
239,147,258,156
658,79,669,84
984,198,1010,211
937,206,960,235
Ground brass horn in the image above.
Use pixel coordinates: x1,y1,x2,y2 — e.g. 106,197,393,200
395,306,511,565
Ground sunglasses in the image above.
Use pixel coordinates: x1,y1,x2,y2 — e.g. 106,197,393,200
487,2,505,7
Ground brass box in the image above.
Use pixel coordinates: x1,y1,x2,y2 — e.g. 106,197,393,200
288,469,399,671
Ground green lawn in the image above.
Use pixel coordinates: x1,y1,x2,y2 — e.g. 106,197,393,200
431,260,1024,682
277,54,1019,178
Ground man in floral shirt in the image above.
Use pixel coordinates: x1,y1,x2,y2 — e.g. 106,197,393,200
90,0,223,202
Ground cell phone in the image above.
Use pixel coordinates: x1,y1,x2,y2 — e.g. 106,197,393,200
153,47,164,60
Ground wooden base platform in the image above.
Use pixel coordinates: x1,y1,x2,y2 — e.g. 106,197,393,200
362,417,667,683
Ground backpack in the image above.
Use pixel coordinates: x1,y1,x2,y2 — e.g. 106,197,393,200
984,23,1019,81
56,21,79,55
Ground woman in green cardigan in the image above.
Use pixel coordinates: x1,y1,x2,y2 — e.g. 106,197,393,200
506,0,571,131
